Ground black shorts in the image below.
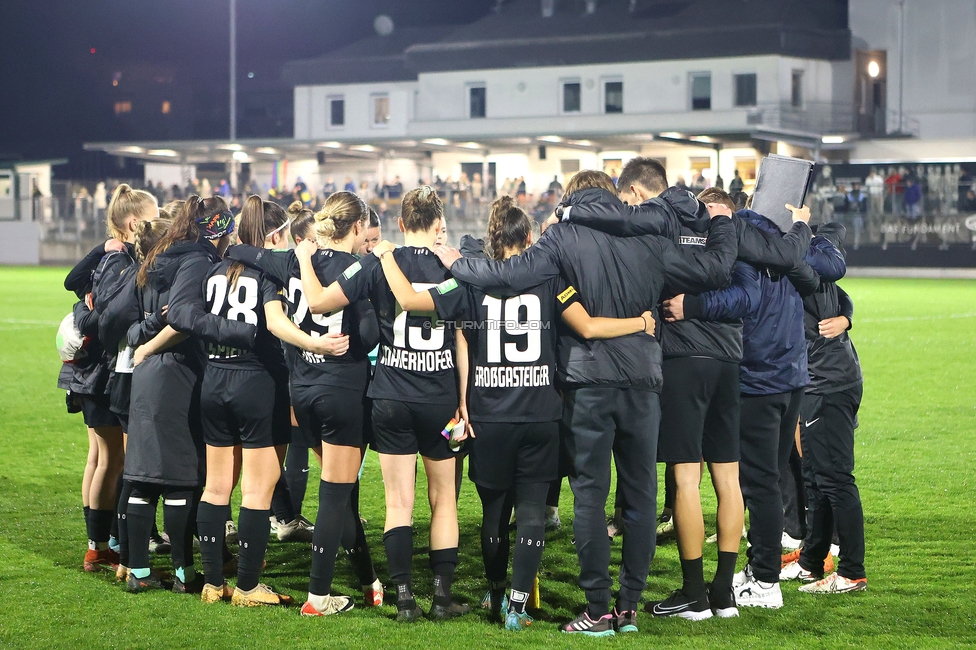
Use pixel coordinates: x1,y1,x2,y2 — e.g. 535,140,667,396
659,357,740,464
77,394,121,429
201,367,290,449
292,383,367,449
468,421,559,490
371,399,456,460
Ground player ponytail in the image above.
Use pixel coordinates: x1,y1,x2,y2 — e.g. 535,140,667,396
288,200,315,244
133,217,172,263
400,185,443,234
106,183,157,242
138,195,227,287
313,191,367,245
227,195,288,289
486,196,531,261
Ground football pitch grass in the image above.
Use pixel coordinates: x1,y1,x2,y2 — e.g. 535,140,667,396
0,266,974,649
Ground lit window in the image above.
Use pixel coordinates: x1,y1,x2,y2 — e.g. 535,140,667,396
114,101,132,115
372,94,390,127
563,81,581,113
690,73,711,111
605,81,623,113
469,85,486,119
330,98,345,127
161,101,171,114
734,74,757,107
791,70,804,108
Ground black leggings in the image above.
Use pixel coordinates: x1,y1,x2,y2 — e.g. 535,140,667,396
477,482,549,597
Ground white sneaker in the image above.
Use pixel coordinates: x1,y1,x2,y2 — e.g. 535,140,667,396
779,560,817,582
225,519,239,545
301,594,354,616
781,532,803,551
276,517,314,543
706,525,747,544
732,563,754,588
830,544,841,558
734,576,783,609
798,573,867,594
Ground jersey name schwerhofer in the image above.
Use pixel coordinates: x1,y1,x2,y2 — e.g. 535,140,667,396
379,345,454,372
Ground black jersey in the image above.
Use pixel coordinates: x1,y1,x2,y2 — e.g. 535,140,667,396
204,260,285,372
337,247,468,406
286,249,372,390
448,277,576,423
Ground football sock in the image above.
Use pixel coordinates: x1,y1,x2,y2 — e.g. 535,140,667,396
126,487,157,573
342,481,377,586
117,480,133,566
430,547,459,607
162,490,194,573
284,439,309,515
477,484,513,584
197,501,230,587
236,506,271,592
271,475,296,524
680,556,706,598
309,480,354,596
110,474,123,540
511,485,547,612
713,551,738,594
383,526,414,606
89,509,114,550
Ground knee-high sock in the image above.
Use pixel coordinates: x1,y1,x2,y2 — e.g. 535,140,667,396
477,484,513,584
285,440,309,515
309,480,354,596
126,486,159,572
197,501,230,587
236,507,271,591
430,547,459,607
341,480,377,586
110,473,124,540
162,489,195,574
270,475,296,524
383,526,414,604
116,480,134,567
510,483,548,613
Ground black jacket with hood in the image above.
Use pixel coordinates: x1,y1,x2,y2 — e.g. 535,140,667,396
447,187,737,392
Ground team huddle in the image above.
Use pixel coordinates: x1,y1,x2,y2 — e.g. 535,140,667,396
57,157,866,636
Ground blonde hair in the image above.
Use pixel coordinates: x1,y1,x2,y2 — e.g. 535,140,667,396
314,191,367,244
287,200,316,243
106,184,157,241
133,217,172,263
563,171,617,199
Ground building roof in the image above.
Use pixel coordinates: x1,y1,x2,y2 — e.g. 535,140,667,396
282,26,458,86
282,0,850,85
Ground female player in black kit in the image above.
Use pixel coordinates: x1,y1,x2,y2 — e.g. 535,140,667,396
372,196,656,632
294,187,470,622
125,196,255,594
222,193,384,613
195,196,346,606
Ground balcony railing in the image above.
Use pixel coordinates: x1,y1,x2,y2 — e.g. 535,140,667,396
746,102,919,138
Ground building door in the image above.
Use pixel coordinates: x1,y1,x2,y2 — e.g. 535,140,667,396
855,49,887,137
0,171,14,220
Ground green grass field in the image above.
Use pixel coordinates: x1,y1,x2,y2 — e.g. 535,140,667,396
1,267,974,649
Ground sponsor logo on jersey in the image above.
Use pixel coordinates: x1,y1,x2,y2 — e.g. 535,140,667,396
342,261,362,279
679,235,707,246
436,278,459,294
557,286,578,303
474,364,551,388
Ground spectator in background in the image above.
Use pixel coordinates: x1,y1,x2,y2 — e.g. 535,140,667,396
471,173,484,215
865,167,884,218
548,175,563,197
389,176,404,199
94,182,108,226
500,177,514,198
516,176,526,203
845,182,867,250
322,177,337,197
729,170,745,194
170,184,183,201
344,177,356,193
457,173,470,216
359,180,374,204
691,171,707,194
217,179,230,198
185,178,198,199
962,189,976,213
200,178,212,197
903,177,923,250
675,176,688,192
714,175,725,191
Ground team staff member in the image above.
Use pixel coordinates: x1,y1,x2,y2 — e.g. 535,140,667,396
730,208,846,609
435,171,737,637
125,197,255,593
295,187,470,622
780,224,867,595
375,196,656,632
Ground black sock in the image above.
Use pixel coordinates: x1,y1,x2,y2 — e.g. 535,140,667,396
680,556,706,598
236,506,271,591
197,501,230,587
430,547,458,607
162,490,194,573
342,481,377,586
383,526,414,606
126,487,158,571
117,480,134,566
270,475,296,524
511,489,547,613
110,474,124,540
90,509,114,546
84,505,96,548
285,440,309,515
309,480,354,596
713,551,738,593
477,485,513,584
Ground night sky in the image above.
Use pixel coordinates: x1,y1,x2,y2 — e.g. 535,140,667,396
0,0,493,176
